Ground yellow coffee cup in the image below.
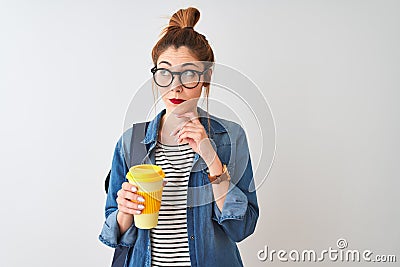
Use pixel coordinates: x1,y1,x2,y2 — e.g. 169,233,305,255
126,164,165,229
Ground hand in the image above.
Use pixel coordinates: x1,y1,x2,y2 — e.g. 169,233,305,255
116,182,145,215
170,111,216,164
116,181,168,215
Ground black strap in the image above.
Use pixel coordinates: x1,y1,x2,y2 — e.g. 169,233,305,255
108,122,149,267
110,245,130,267
129,122,149,167
105,170,111,193
105,122,149,193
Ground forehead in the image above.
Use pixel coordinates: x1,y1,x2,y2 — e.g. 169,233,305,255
157,46,199,67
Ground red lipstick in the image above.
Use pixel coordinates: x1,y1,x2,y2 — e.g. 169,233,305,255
169,98,186,104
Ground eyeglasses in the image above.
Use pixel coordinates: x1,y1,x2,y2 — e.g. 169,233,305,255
150,66,208,89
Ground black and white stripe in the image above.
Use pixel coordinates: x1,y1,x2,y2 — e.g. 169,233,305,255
150,141,195,267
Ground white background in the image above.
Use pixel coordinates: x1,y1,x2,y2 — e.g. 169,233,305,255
1,0,399,266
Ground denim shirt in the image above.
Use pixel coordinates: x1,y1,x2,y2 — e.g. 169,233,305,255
99,107,259,267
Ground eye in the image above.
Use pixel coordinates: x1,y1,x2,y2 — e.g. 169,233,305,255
182,70,196,77
159,69,170,76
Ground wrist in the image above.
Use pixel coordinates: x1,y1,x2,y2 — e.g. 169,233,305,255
206,154,222,176
117,210,134,224
199,138,217,164
208,163,231,184
117,210,134,235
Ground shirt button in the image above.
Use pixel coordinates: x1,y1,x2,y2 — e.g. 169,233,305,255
190,235,195,240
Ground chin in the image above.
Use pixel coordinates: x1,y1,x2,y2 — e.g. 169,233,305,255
166,99,199,114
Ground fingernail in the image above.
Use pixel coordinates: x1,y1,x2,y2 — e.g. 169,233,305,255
136,210,141,214
131,187,137,192
170,131,174,136
138,204,145,210
137,196,145,202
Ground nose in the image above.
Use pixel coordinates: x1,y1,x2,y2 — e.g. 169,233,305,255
170,78,183,92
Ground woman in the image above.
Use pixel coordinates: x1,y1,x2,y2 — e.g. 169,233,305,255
99,7,259,267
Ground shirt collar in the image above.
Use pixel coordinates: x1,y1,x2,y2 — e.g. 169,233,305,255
142,106,227,144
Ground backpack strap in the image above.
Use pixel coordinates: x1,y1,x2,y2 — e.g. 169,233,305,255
129,121,149,167
105,121,150,267
104,121,149,193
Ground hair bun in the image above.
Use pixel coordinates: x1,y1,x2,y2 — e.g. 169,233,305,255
169,7,200,29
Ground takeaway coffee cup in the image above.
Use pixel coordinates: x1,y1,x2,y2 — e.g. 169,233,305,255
126,164,165,229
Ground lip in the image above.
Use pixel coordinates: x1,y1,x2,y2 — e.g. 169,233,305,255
169,98,186,104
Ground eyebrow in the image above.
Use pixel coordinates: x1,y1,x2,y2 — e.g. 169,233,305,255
158,61,200,69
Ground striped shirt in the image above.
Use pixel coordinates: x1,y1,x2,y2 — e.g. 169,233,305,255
150,140,195,267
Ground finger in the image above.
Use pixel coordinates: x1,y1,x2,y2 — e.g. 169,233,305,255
119,183,145,203
176,113,201,127
170,120,190,136
170,126,180,137
118,190,142,202
170,118,199,136
175,111,195,118
177,125,202,137
178,131,201,143
163,180,168,187
175,112,199,123
118,204,144,215
122,182,138,193
117,196,145,209
180,136,195,143
174,120,202,135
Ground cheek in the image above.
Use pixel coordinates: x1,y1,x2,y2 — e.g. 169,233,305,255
158,88,170,98
188,86,203,99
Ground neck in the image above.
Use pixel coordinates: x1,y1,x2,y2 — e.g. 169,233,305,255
165,105,198,119
158,105,198,144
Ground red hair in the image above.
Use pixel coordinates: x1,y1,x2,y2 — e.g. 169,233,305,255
151,7,215,89
151,7,214,131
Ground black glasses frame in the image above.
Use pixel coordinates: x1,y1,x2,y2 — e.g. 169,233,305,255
150,66,209,89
